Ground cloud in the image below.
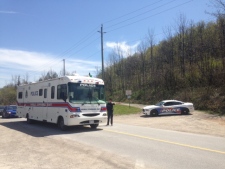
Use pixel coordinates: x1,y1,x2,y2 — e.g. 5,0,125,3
105,41,140,57
0,48,101,87
0,49,55,72
0,11,17,14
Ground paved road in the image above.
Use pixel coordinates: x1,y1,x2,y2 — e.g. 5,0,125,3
1,118,225,169
61,123,225,169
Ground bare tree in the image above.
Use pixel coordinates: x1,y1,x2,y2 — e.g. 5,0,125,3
176,13,188,77
22,72,29,84
208,0,225,17
137,41,148,100
147,29,155,78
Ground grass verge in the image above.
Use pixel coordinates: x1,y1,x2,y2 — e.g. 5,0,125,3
113,104,141,116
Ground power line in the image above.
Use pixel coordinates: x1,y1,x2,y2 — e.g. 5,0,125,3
29,36,100,79
63,36,100,60
27,28,99,76
26,0,193,79
28,26,100,76
33,0,179,75
103,0,164,24
106,0,193,33
105,0,177,30
30,1,186,73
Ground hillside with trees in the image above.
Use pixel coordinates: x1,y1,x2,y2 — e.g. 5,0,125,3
102,6,225,114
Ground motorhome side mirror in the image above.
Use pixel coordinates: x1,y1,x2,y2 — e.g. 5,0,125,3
60,92,67,102
64,94,67,102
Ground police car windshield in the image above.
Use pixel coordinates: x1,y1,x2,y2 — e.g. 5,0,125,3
155,102,164,106
68,83,105,104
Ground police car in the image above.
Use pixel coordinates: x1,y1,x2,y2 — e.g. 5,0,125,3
142,100,194,116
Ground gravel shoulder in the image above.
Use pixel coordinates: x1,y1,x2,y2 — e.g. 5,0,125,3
115,103,225,137
0,117,137,169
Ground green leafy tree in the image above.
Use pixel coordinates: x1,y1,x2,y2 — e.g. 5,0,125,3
0,86,17,105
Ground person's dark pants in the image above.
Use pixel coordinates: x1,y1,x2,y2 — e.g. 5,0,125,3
107,111,113,125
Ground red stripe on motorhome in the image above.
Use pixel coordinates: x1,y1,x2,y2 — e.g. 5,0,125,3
17,102,79,112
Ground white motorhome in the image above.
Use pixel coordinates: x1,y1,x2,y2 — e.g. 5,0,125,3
16,75,107,130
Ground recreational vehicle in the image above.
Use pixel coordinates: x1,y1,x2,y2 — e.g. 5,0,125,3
17,75,107,130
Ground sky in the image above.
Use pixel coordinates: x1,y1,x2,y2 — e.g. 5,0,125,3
0,0,217,88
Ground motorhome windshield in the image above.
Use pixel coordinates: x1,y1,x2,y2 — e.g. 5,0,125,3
68,82,105,104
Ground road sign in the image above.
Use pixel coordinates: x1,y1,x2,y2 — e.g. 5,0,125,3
126,90,132,96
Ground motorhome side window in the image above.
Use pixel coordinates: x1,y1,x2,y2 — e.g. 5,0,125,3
25,90,28,98
18,92,23,99
57,84,67,99
39,89,43,96
51,86,55,99
44,89,47,98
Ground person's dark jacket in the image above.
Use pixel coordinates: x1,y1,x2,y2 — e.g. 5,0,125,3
106,102,115,112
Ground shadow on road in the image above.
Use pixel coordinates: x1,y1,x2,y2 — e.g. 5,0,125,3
0,118,103,137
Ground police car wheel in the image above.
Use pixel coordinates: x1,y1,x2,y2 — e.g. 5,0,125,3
181,108,189,115
150,110,158,117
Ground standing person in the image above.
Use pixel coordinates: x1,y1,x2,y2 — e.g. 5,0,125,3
106,98,115,126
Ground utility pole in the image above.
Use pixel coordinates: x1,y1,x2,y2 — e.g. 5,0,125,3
98,24,106,80
63,59,65,76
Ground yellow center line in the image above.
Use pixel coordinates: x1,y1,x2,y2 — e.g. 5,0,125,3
104,129,225,155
